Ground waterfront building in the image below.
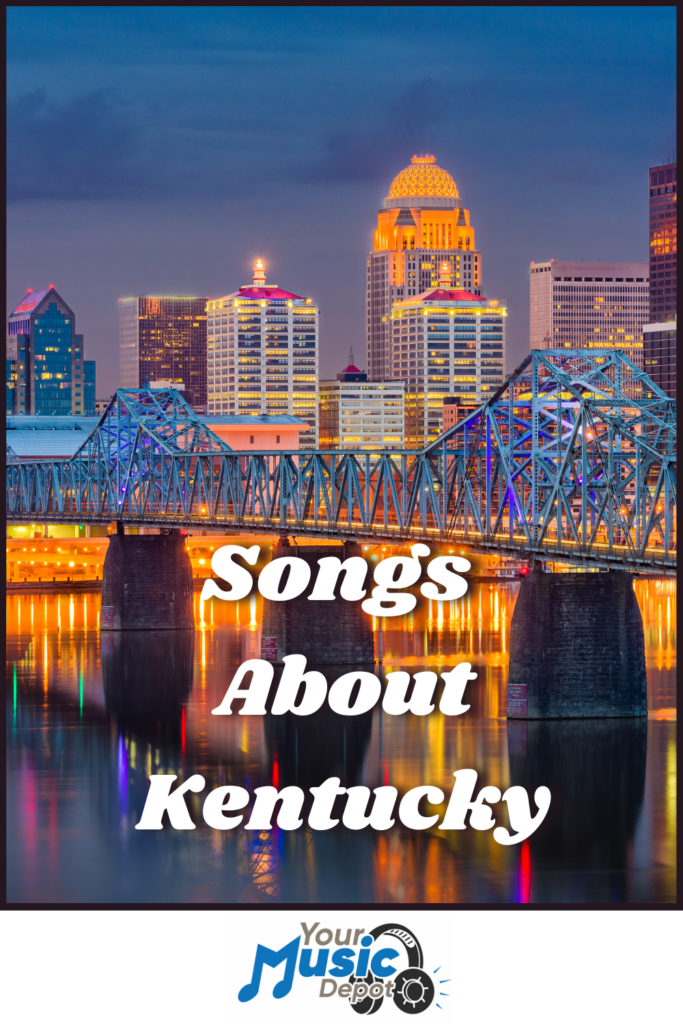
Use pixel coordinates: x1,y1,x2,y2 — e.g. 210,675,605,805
204,414,307,451
644,162,676,399
119,295,207,411
530,260,649,367
206,260,319,448
319,352,405,450
6,286,96,415
366,154,482,382
390,286,506,448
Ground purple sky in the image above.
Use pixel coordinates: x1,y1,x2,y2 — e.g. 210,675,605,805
7,7,676,397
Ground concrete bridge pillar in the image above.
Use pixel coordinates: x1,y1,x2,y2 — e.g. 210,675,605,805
260,537,374,664
507,570,647,718
101,526,194,630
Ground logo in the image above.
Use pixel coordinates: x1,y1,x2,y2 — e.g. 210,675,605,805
238,921,448,1014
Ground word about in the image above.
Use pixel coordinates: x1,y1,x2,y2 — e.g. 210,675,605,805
211,656,476,717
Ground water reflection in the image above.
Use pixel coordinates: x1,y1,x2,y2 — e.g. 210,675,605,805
507,719,647,902
101,632,194,748
6,580,676,904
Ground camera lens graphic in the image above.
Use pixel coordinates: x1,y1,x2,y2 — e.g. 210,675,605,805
393,968,435,1014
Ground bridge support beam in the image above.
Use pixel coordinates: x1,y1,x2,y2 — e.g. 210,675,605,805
507,571,647,718
261,537,374,664
101,529,193,630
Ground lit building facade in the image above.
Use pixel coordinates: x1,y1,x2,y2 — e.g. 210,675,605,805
390,287,506,448
648,161,676,323
206,261,318,448
530,260,649,367
119,296,207,410
367,155,482,382
6,286,95,415
319,356,405,450
644,162,676,400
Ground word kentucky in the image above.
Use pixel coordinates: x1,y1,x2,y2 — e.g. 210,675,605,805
135,769,551,844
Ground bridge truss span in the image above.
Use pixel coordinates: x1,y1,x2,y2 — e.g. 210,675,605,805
6,353,676,574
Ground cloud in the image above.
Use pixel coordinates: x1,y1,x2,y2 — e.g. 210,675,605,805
299,79,447,185
7,89,150,201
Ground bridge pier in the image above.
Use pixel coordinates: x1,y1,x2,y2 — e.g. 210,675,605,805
101,527,194,630
261,537,374,664
507,570,647,718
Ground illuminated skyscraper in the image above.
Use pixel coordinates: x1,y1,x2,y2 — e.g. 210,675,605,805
206,261,319,447
7,285,95,415
530,260,649,368
644,161,676,399
119,295,207,410
366,154,482,382
390,286,506,448
648,161,677,322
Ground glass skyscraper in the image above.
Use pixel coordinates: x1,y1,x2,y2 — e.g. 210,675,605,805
6,286,96,415
118,296,207,410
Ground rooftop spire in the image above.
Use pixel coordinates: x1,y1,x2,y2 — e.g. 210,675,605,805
253,259,266,286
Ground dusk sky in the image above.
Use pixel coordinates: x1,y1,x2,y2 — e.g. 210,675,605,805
7,6,676,396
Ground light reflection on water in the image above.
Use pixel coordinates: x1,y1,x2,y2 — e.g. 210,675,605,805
6,580,676,904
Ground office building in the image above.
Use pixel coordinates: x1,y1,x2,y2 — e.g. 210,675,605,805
530,260,649,367
648,162,677,323
319,352,405,450
367,154,482,382
206,260,318,448
643,321,676,399
442,395,477,431
119,295,207,411
644,162,676,399
6,286,96,415
390,286,506,448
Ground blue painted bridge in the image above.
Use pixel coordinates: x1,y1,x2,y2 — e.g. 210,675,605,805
6,351,676,575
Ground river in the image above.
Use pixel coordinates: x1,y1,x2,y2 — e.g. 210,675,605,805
6,579,676,903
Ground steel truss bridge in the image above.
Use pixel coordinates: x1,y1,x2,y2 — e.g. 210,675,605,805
6,351,676,575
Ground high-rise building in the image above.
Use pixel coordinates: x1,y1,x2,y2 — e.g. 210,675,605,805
530,261,649,367
644,161,676,400
6,286,96,415
643,322,676,399
648,161,677,322
119,295,207,410
366,155,482,382
206,261,319,448
319,351,405,450
390,285,506,448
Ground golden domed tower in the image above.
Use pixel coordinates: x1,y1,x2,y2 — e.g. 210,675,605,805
366,154,482,381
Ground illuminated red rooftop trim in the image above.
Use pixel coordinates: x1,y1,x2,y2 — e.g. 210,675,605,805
233,286,305,300
415,287,490,302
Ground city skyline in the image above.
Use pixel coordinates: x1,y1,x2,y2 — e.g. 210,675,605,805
7,7,675,397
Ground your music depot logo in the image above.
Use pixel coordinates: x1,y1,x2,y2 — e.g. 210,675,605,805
238,921,447,1014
